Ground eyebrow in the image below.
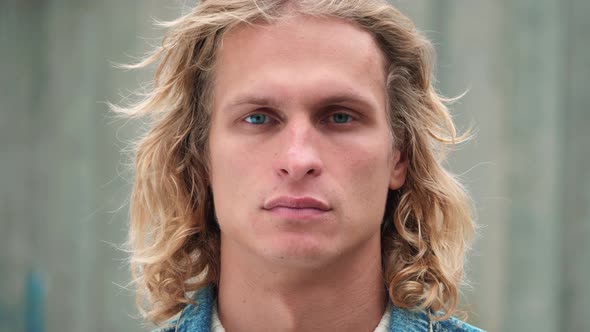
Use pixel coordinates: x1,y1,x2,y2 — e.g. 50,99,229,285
225,91,378,112
227,95,283,109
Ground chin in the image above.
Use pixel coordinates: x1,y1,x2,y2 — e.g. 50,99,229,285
260,234,337,267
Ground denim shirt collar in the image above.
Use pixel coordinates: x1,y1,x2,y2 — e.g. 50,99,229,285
167,286,482,332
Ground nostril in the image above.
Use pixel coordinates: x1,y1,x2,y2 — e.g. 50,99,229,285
278,167,318,178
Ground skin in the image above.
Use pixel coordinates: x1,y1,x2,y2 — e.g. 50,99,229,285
208,14,407,332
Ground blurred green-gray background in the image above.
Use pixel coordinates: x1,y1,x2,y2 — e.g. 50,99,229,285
1,0,589,331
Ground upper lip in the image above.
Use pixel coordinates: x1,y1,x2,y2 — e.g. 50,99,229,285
263,196,331,211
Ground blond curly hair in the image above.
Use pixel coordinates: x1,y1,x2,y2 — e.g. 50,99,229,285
113,0,475,325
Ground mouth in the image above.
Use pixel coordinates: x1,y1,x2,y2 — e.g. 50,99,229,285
263,196,331,219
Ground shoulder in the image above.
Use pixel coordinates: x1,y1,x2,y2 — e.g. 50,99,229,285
436,316,484,332
389,305,485,332
152,286,216,332
151,327,175,332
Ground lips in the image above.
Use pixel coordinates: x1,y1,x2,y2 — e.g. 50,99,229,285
263,196,331,211
263,196,331,219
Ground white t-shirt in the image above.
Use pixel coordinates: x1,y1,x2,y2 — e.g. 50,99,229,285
210,302,392,332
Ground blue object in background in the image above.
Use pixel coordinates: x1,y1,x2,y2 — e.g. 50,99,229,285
25,271,43,332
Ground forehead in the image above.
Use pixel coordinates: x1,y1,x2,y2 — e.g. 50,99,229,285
212,14,387,111
220,14,384,63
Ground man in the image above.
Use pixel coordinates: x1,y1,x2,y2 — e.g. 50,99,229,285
118,0,482,331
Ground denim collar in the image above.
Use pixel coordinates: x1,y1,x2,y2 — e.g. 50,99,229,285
168,286,482,332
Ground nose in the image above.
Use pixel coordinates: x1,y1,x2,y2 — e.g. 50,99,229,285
274,118,323,181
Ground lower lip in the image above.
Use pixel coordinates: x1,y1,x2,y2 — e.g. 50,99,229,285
265,207,329,220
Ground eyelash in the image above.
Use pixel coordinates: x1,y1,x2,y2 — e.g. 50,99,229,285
321,112,354,125
242,110,357,127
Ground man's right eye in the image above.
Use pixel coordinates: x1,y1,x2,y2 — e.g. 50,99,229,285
244,114,268,125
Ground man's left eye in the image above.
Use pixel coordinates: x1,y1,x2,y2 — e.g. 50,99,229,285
330,113,352,124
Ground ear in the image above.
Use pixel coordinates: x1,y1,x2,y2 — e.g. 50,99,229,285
389,148,408,190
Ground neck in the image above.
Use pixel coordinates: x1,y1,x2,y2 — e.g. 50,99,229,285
217,235,387,332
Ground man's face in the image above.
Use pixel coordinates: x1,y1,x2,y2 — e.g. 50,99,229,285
208,15,407,268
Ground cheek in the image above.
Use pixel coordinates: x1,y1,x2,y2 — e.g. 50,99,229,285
209,140,244,215
210,135,257,185
346,145,391,184
338,146,392,218
208,138,271,225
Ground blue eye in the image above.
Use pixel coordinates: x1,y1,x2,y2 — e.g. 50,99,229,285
331,113,352,124
245,114,268,125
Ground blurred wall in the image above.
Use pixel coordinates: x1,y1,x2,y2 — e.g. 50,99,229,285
1,0,588,331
